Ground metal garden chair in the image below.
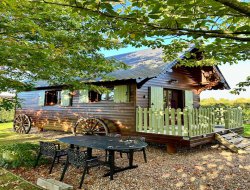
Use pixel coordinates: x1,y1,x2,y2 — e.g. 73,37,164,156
60,148,105,189
34,141,67,174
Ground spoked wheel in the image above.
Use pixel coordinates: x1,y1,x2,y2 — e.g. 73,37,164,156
73,117,109,136
13,114,31,134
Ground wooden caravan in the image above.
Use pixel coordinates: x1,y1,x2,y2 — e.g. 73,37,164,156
14,48,243,150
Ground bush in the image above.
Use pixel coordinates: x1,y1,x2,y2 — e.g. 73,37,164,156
0,143,47,168
0,108,14,123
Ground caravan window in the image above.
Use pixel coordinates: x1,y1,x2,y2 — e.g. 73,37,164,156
89,88,114,102
45,90,61,106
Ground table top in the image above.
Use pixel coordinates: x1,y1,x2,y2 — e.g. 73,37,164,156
58,135,148,151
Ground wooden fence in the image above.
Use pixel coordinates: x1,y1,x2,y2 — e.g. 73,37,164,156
224,108,243,129
136,107,242,137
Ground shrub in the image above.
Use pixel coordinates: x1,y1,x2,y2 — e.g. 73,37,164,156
0,109,14,123
0,143,48,168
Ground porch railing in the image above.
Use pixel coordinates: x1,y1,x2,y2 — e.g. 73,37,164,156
136,107,242,137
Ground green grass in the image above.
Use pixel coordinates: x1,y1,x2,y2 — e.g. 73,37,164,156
0,123,46,189
0,122,42,145
244,124,250,137
0,168,42,190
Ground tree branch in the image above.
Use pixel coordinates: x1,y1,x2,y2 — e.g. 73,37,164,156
214,0,250,17
36,0,249,41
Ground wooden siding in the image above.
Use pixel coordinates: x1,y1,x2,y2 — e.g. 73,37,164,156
16,83,137,134
136,66,201,108
15,66,203,145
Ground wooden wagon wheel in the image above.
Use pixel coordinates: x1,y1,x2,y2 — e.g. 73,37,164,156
73,117,109,136
13,114,31,134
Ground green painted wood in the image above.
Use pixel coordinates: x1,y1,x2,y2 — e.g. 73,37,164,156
224,109,229,129
158,110,164,134
114,85,129,103
150,86,164,110
202,108,206,134
188,108,193,137
61,90,71,107
199,108,203,135
79,89,89,103
138,107,143,132
38,90,45,106
195,108,199,136
185,90,194,108
211,108,215,129
149,108,153,132
154,110,158,133
165,108,169,135
177,108,182,136
171,109,175,135
143,108,148,132
208,108,212,133
205,108,209,133
236,109,239,127
183,108,188,136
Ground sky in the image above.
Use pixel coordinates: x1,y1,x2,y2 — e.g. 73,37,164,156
101,46,250,100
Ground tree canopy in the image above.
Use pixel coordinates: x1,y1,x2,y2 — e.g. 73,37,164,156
0,0,126,109
39,0,249,65
0,0,249,109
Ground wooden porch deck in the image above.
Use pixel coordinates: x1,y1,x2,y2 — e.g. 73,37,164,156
134,126,244,148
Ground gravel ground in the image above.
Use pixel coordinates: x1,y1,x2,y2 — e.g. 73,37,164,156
9,130,250,190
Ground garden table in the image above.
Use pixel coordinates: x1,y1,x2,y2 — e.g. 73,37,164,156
58,135,147,180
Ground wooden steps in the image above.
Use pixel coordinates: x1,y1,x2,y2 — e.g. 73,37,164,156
215,131,250,153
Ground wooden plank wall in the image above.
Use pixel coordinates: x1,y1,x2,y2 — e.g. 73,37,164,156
16,66,202,138
136,66,201,108
16,83,137,133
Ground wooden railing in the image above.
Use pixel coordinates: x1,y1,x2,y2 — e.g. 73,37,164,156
224,108,243,129
136,107,243,137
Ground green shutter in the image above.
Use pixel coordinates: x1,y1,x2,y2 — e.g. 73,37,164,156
38,91,45,106
61,90,71,106
150,86,163,110
114,85,129,103
79,89,89,103
185,90,194,108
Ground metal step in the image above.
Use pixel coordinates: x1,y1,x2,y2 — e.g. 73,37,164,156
222,133,238,140
215,132,250,153
228,137,244,145
236,142,250,149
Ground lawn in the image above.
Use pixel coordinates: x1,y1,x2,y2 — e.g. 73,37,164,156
0,168,42,190
0,122,42,145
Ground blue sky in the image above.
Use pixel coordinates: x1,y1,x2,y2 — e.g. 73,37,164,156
101,46,250,100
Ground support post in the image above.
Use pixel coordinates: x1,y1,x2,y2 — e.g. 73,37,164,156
166,144,177,154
